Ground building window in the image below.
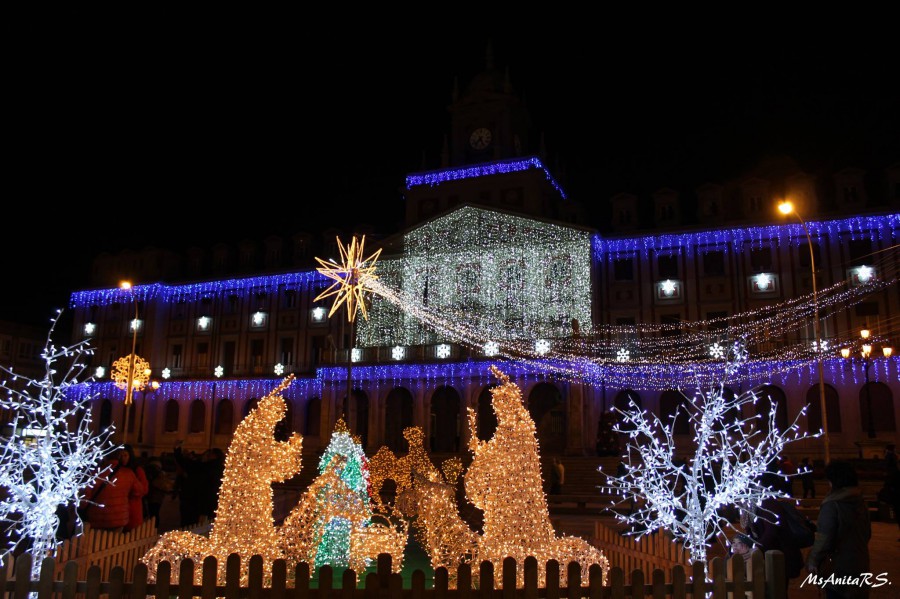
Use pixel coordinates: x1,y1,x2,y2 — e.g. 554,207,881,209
251,339,264,368
196,342,209,368
171,344,183,369
215,399,234,435
164,399,180,433
657,255,678,279
848,239,873,267
283,290,297,309
750,248,772,272
798,243,821,268
189,400,206,433
227,294,239,314
280,337,294,366
613,259,634,281
703,251,725,277
843,185,858,203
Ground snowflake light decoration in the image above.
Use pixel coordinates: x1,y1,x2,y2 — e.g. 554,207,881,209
616,348,630,362
857,265,873,282
162,367,171,379
391,346,406,361
214,365,224,378
94,366,105,378
708,342,725,359
436,344,451,359
274,363,285,375
660,279,677,295
483,341,499,356
351,348,362,362
315,235,382,322
111,353,151,401
535,339,551,355
84,322,96,335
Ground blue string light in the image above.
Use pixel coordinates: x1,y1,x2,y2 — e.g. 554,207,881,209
70,271,329,308
405,156,568,199
65,356,897,402
595,213,900,259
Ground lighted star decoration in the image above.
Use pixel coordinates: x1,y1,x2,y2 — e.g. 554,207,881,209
812,340,829,353
214,365,224,378
535,339,551,355
274,363,285,375
709,343,725,359
315,235,382,322
755,273,772,289
616,348,630,362
661,279,677,295
162,367,171,379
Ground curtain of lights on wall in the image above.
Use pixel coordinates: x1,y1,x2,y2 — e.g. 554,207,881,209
357,207,593,347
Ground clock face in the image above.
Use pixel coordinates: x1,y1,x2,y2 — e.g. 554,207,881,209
469,127,492,150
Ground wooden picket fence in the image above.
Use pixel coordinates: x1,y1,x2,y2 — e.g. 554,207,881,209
2,550,787,599
594,520,694,579
2,518,210,584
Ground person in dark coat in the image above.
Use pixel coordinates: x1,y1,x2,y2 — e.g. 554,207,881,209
807,461,871,599
741,472,803,593
799,457,816,499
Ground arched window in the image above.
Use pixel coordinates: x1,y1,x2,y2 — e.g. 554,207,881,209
860,382,896,433
164,399,180,433
430,386,461,452
806,384,841,433
659,390,689,435
189,400,206,433
528,382,566,453
384,388,414,453
243,397,260,418
275,398,294,442
215,399,234,435
305,397,321,437
476,385,498,441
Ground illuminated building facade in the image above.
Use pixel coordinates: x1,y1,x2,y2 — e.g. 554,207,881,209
67,62,900,461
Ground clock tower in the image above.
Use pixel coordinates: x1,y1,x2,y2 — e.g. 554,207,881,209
448,47,532,166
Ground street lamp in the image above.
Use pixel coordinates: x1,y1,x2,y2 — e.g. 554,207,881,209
778,200,829,463
840,329,893,439
119,281,142,444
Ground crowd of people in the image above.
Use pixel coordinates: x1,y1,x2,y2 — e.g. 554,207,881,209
74,442,225,535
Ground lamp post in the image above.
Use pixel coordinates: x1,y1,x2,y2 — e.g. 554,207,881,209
778,201,829,464
122,281,139,445
841,329,893,439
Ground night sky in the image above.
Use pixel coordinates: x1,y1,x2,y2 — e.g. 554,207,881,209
4,12,898,329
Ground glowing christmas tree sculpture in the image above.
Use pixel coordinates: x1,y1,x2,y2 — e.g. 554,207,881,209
280,420,407,575
0,312,117,579
142,376,302,582
602,339,814,567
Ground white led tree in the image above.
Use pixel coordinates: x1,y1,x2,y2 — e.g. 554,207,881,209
602,339,813,568
0,311,117,578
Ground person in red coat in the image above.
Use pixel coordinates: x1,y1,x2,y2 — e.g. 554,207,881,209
83,449,144,531
120,445,148,532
